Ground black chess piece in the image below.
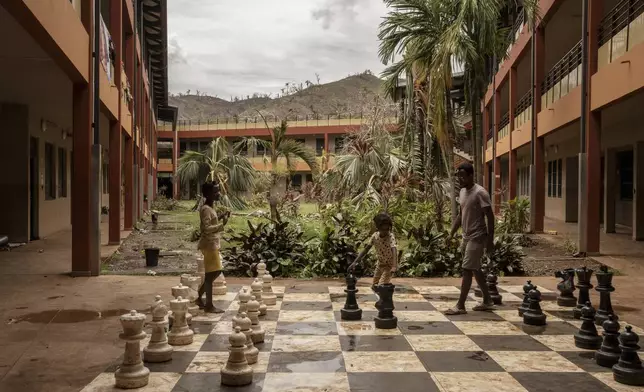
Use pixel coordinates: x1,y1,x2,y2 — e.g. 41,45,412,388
523,286,547,326
595,315,622,368
374,283,397,329
341,273,362,321
612,325,644,386
574,267,594,319
595,265,618,326
574,301,603,350
555,268,577,307
486,274,503,305
518,280,535,317
474,286,482,298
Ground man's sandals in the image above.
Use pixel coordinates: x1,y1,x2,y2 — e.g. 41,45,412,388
444,302,495,315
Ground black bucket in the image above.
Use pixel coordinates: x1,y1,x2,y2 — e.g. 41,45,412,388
145,248,160,267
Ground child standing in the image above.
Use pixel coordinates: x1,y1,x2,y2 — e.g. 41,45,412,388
196,182,229,313
349,212,397,290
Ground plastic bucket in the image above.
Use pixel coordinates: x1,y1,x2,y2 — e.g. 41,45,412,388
145,248,160,267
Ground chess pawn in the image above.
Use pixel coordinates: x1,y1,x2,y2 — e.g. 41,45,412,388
374,283,397,329
518,280,535,317
574,266,594,319
523,286,547,326
595,315,622,368
213,272,227,296
143,296,173,363
574,301,603,350
341,273,362,321
171,283,193,325
555,269,577,307
221,327,253,386
114,310,150,389
251,278,267,316
613,325,644,386
238,312,259,365
486,273,503,305
247,295,265,344
259,260,277,306
167,296,194,346
595,265,618,326
233,287,252,330
256,259,267,277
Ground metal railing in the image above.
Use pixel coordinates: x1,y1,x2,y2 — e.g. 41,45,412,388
158,113,400,132
540,40,582,109
499,112,510,140
598,0,644,66
500,11,526,67
514,90,533,129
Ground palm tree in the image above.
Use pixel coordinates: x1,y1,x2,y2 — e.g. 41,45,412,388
236,116,319,221
177,137,257,209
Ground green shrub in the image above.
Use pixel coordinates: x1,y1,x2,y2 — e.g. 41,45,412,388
483,234,525,276
222,220,309,277
498,197,530,234
398,223,462,277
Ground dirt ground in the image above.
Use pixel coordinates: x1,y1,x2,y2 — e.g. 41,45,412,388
520,235,606,276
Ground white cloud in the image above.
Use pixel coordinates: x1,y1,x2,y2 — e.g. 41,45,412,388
167,0,388,99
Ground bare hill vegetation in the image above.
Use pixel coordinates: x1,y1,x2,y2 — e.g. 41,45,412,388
168,73,394,121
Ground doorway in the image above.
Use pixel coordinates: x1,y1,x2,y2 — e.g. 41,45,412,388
29,137,39,240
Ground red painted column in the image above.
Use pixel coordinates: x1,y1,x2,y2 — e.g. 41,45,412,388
124,136,133,230
509,66,518,200
173,121,179,199
324,132,329,170
493,89,501,213
72,84,92,275
532,27,546,233
108,0,122,244
583,0,603,253
482,106,489,191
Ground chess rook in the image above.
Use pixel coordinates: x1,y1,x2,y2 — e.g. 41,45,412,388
574,301,603,350
247,295,265,343
258,260,277,306
518,280,535,317
555,268,577,307
167,296,194,346
486,273,502,305
595,315,622,368
612,325,644,386
574,267,594,319
114,310,150,389
143,296,173,363
251,278,267,316
221,327,254,386
374,283,397,329
340,273,362,321
233,287,251,330
523,286,547,326
595,265,618,326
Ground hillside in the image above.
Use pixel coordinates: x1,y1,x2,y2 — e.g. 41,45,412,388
169,74,393,121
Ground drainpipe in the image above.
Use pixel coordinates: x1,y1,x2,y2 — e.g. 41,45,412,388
577,0,589,254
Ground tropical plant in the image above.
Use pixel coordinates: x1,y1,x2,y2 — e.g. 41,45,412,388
497,197,530,234
483,234,525,276
176,137,257,209
236,118,319,221
399,223,462,277
222,220,309,277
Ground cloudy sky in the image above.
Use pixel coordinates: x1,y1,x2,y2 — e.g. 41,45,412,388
167,0,389,99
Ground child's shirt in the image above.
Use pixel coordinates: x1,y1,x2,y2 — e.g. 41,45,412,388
198,204,223,251
370,232,397,267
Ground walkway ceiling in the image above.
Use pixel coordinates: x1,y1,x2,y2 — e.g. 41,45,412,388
141,0,168,111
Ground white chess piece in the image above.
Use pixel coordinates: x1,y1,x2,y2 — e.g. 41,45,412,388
220,327,253,386
258,260,277,306
247,295,265,344
115,310,150,388
167,296,194,346
213,272,227,296
250,278,267,316
171,283,193,325
233,288,252,330
143,295,173,362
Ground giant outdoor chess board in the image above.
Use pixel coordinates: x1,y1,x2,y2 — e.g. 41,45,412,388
81,283,644,392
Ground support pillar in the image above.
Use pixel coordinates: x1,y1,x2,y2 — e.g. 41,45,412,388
493,89,501,213
580,0,603,254
124,136,133,230
604,148,616,233
509,66,518,200
482,106,490,190
108,120,121,244
633,142,644,240
172,122,179,199
531,26,546,233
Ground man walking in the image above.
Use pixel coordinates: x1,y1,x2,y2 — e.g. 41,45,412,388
445,162,495,315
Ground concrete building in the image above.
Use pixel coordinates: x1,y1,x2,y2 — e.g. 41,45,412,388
0,0,173,274
483,0,644,253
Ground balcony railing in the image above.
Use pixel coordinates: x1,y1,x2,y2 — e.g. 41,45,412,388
541,40,582,110
514,90,533,129
158,113,399,132
598,0,644,68
486,127,494,150
500,11,526,67
499,112,510,140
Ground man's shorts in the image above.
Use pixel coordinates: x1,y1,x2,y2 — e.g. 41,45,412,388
461,237,486,271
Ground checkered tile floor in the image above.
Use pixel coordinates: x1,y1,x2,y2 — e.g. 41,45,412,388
81,284,643,392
